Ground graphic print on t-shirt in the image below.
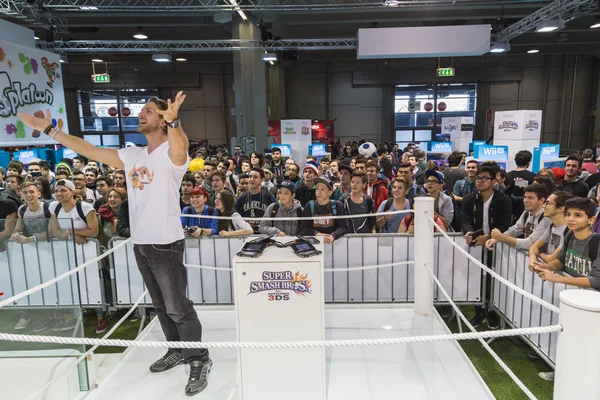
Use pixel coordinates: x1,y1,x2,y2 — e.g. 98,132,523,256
313,213,334,229
564,248,592,276
128,164,154,190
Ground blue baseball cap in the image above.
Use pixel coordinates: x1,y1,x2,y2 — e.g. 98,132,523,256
425,169,445,183
277,180,296,194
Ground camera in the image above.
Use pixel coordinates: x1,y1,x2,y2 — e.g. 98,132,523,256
187,226,198,235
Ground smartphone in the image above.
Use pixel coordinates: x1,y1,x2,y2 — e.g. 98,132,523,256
514,180,528,188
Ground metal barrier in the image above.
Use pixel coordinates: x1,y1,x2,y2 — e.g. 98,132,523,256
492,242,576,366
109,233,484,306
0,239,104,307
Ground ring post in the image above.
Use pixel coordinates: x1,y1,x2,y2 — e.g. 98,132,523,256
554,289,600,400
414,196,434,317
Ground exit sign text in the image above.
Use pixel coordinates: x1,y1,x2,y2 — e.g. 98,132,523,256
92,74,110,83
437,68,455,77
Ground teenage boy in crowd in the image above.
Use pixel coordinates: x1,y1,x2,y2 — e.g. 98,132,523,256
299,178,348,244
208,170,233,206
236,173,249,197
442,151,467,194
396,162,425,200
71,170,96,205
365,160,389,211
4,174,23,208
424,170,454,230
529,191,572,265
180,174,195,211
580,148,598,175
486,183,551,251
270,147,285,178
341,172,376,234
354,158,367,174
94,176,113,212
505,150,536,222
319,158,332,182
259,180,303,237
72,155,87,171
559,154,589,198
235,167,276,233
295,161,319,207
331,164,352,200
533,197,600,290
328,159,341,186
461,162,513,328
202,161,216,197
452,159,479,232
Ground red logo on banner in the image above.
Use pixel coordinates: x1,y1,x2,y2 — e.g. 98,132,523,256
438,102,447,112
424,102,434,112
108,107,118,117
122,107,131,117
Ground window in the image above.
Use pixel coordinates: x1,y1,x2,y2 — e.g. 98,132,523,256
77,88,158,147
394,83,477,146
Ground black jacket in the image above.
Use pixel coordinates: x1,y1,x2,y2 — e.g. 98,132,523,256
461,189,513,234
295,181,317,207
116,200,131,238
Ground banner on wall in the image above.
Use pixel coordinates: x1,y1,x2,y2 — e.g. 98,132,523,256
269,120,335,145
281,119,312,164
0,39,67,146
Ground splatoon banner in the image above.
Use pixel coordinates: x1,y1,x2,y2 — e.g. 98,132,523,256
0,39,66,146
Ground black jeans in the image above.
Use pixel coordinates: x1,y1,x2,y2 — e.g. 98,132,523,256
133,239,209,362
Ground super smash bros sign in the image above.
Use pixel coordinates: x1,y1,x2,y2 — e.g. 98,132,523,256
0,39,67,146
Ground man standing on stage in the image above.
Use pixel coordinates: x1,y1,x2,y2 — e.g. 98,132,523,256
18,91,211,396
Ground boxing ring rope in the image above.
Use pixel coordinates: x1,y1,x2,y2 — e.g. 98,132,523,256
185,260,414,273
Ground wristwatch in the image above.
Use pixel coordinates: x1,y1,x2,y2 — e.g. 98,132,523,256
165,118,181,129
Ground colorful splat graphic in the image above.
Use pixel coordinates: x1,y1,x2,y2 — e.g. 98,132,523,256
41,57,61,88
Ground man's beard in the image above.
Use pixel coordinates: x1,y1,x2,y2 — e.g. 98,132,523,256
137,121,160,134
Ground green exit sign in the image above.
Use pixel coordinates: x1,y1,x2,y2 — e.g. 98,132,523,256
92,73,110,83
437,68,455,77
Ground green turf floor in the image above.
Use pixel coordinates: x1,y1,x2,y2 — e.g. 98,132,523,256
1,306,554,399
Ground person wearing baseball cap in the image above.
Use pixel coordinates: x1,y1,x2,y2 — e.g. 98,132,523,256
258,180,303,237
295,160,319,207
424,169,454,230
298,178,348,244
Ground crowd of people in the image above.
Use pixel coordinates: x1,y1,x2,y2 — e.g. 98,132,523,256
2,139,600,383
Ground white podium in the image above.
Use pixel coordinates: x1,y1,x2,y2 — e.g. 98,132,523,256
233,238,326,400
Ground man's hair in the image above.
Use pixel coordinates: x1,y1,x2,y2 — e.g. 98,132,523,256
7,174,24,185
72,169,84,177
377,147,388,156
238,172,249,180
288,164,299,173
114,169,126,177
447,151,463,167
552,191,573,209
497,169,507,180
478,162,499,178
271,147,281,154
583,149,594,159
19,181,38,191
394,176,410,190
7,161,23,173
181,174,195,186
250,167,265,178
397,162,411,169
523,183,549,202
204,160,217,169
408,154,418,160
95,176,113,187
39,161,51,170
466,159,479,168
219,159,230,170
85,168,99,177
55,171,69,179
565,197,597,218
566,154,583,169
366,160,378,170
514,150,533,167
28,161,40,168
533,175,555,194
74,155,88,165
355,157,367,166
320,158,330,164
148,97,169,112
211,170,226,182
351,172,367,184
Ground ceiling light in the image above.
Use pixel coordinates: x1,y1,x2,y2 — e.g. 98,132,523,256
262,52,277,62
59,54,68,63
590,18,600,29
175,57,187,62
489,41,510,53
383,0,400,6
269,60,275,65
225,0,247,21
536,19,565,33
527,49,539,54
134,27,147,40
34,35,39,40
152,53,171,62
80,6,98,10
91,58,103,62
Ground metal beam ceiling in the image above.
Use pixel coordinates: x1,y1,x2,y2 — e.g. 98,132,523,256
0,0,68,30
41,0,535,12
494,0,595,42
37,38,359,52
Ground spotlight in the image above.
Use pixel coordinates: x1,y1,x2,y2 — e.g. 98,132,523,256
91,58,103,62
527,49,540,54
152,53,171,62
262,52,277,62
591,17,600,29
175,57,187,62
489,41,510,53
59,54,68,63
536,19,565,33
133,28,148,39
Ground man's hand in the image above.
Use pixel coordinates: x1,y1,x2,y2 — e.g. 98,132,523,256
158,91,186,123
474,234,489,247
219,230,230,238
465,232,473,245
323,234,334,244
74,235,88,245
485,238,497,250
536,269,562,283
18,109,52,132
10,233,28,244
277,232,286,237
490,228,502,240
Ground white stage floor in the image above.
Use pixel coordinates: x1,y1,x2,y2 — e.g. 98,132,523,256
79,305,493,400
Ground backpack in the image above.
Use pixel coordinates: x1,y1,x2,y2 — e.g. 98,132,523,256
19,202,51,219
308,200,337,216
0,188,21,208
563,230,600,262
54,201,87,222
270,203,303,220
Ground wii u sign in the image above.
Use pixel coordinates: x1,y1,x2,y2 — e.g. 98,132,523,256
483,147,504,156
540,145,559,158
474,144,509,161
428,142,452,152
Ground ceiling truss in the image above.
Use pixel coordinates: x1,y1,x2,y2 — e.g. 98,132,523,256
0,0,68,30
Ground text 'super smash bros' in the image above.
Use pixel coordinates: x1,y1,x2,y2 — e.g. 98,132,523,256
249,271,312,301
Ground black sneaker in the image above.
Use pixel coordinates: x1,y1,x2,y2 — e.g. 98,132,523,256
469,311,486,328
486,312,500,329
149,351,184,373
185,358,212,396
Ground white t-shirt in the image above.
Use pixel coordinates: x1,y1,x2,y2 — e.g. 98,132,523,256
482,193,494,234
49,201,95,231
118,141,189,244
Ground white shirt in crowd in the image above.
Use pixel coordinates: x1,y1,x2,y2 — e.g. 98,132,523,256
118,141,189,245
49,201,94,231
482,193,494,235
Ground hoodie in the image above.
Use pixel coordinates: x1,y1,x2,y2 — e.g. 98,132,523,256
295,180,317,207
258,199,303,236
365,179,389,211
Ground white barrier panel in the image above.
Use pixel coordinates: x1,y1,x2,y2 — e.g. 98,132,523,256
0,239,103,307
493,242,574,363
110,234,483,306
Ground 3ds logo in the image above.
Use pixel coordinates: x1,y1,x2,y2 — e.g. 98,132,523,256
498,121,518,130
268,293,290,301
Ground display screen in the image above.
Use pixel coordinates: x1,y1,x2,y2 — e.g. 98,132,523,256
246,243,263,251
295,242,312,251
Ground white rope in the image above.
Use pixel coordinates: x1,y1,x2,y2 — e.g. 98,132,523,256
426,215,560,314
25,290,148,400
181,209,414,221
185,261,414,273
0,325,561,350
425,265,538,400
0,238,133,309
